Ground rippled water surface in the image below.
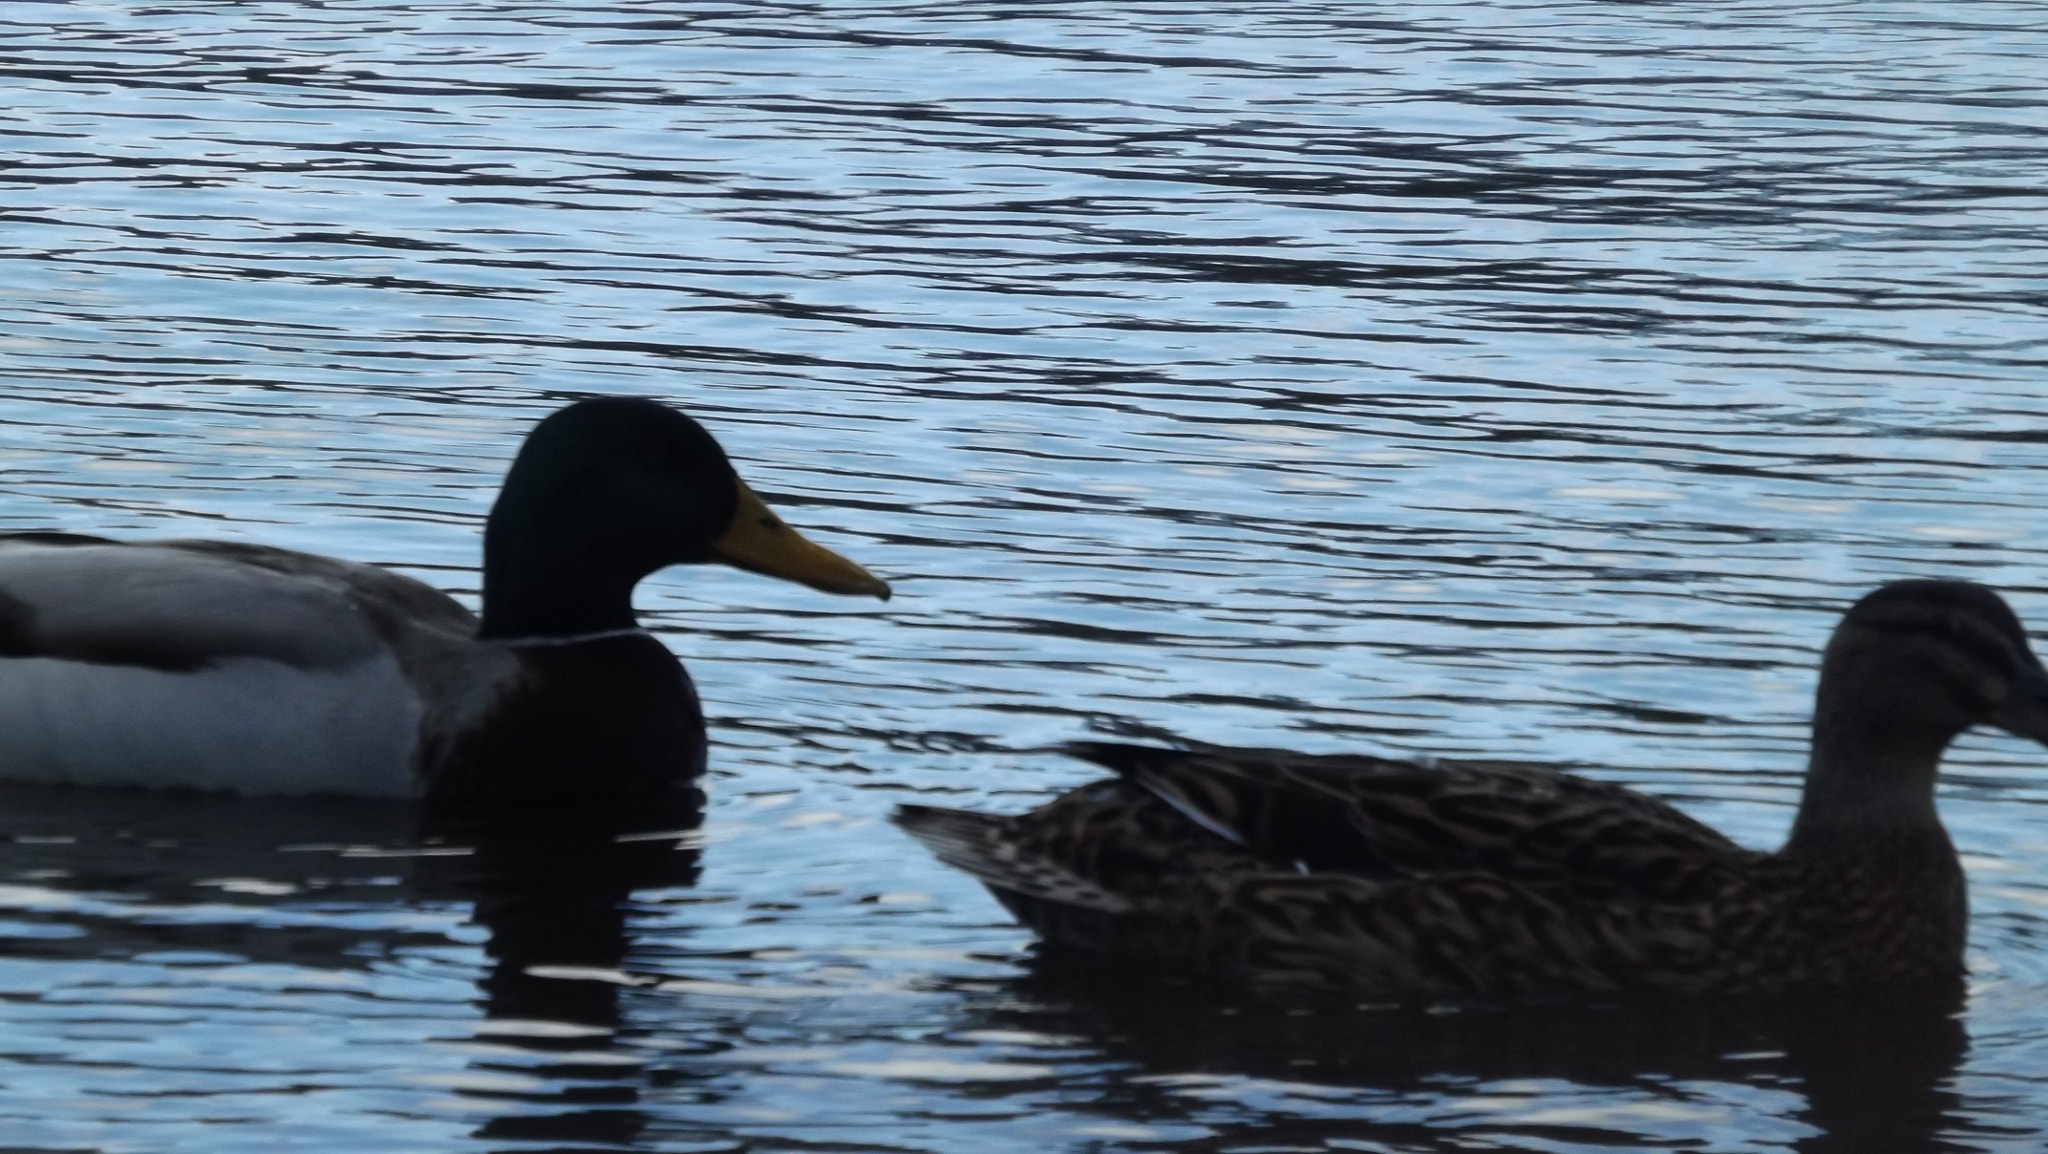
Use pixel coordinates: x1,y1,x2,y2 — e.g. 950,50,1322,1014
5,1,2048,1150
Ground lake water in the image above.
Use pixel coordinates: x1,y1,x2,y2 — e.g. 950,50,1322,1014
4,1,2048,1150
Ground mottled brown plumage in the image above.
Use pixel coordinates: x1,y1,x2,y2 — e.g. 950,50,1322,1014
896,580,2048,997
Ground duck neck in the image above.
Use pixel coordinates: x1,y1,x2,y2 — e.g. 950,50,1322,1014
477,526,645,641
1785,704,1954,854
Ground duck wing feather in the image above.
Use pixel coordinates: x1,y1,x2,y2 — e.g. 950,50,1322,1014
898,744,1775,992
0,534,476,672
1066,741,1748,902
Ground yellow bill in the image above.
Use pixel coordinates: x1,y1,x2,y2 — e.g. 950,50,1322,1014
713,479,891,600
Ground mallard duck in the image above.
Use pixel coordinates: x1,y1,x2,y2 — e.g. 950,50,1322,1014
0,397,889,804
896,580,2048,996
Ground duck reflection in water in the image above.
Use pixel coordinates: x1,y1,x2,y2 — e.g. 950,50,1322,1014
0,777,715,1150
995,956,1967,1154
412,790,707,1149
0,782,703,1148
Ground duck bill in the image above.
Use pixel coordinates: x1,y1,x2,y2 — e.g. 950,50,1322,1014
712,480,891,600
1992,663,2048,745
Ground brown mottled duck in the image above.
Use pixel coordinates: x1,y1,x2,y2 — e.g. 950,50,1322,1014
895,580,2048,996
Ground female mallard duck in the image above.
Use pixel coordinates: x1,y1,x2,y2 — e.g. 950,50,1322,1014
896,580,2048,996
0,397,889,805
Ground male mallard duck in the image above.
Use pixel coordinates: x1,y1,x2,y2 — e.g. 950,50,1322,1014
0,397,889,804
896,580,2048,996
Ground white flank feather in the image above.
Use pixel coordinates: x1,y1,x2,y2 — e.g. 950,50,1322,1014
0,650,422,797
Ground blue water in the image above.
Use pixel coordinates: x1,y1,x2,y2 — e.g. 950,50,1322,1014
4,1,2048,1149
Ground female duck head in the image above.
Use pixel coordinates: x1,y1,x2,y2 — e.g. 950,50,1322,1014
1796,579,2048,835
479,398,888,639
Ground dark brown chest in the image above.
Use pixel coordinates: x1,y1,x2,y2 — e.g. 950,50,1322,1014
425,634,706,806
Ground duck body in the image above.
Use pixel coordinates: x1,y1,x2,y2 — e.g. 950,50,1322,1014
898,580,2048,997
0,398,888,803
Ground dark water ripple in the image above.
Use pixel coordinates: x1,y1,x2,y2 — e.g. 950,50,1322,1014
3,1,2048,1150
